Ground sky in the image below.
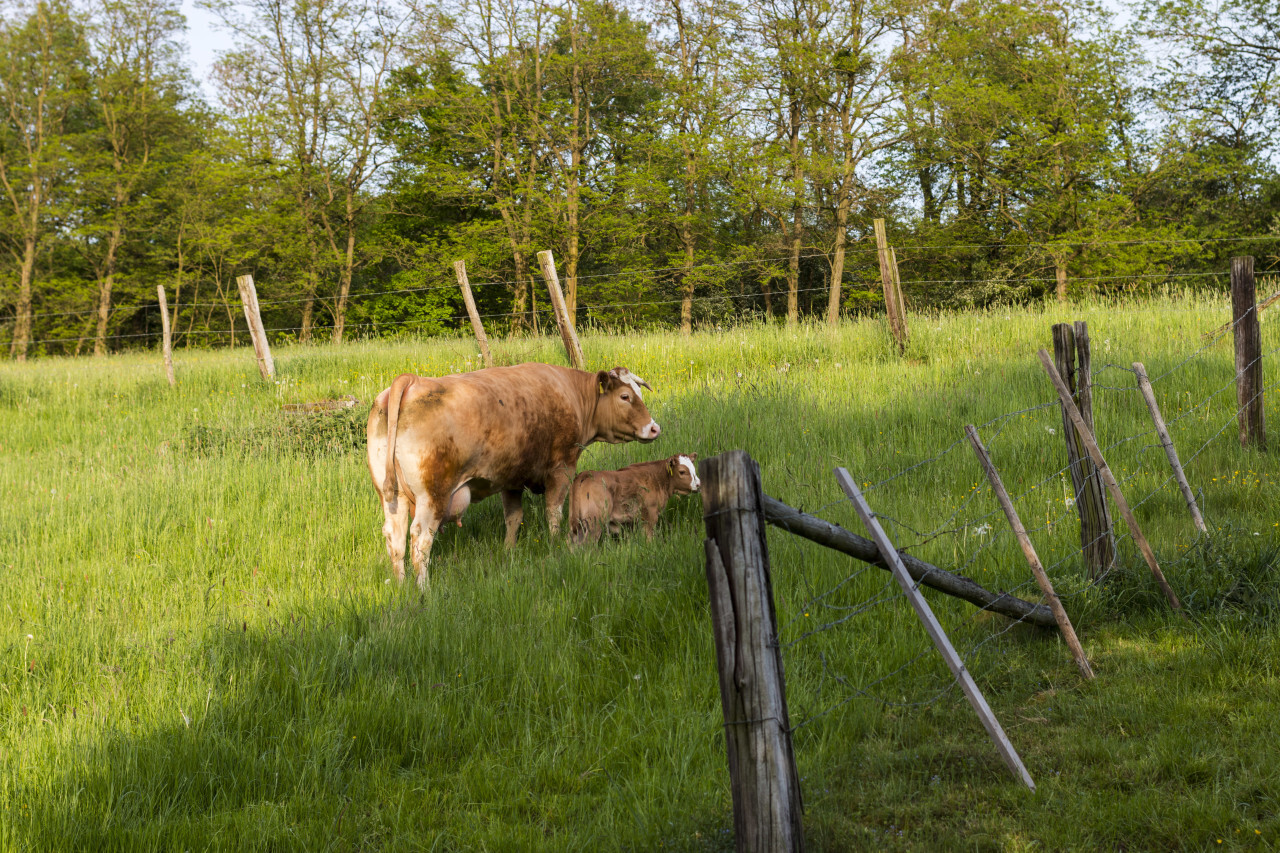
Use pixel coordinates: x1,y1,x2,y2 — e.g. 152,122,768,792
179,0,231,98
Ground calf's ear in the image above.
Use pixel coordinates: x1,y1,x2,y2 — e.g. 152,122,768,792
667,458,677,475
596,370,612,394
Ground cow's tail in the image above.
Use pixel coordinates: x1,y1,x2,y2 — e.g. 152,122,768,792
383,373,417,512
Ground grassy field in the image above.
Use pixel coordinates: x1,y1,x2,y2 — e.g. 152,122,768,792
3,295,1280,851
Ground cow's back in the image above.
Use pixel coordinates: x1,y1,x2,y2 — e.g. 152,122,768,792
369,363,588,498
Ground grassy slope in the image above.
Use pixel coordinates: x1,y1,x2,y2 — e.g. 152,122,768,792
2,295,1279,851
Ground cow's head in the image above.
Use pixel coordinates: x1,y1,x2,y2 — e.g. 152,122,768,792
594,367,660,444
667,453,700,494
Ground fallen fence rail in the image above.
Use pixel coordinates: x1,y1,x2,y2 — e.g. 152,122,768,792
759,494,1056,628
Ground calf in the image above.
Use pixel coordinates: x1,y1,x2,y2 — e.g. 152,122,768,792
568,454,700,545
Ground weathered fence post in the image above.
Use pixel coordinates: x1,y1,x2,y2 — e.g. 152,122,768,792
1052,321,1115,578
1132,362,1208,533
964,425,1094,680
156,284,175,387
537,250,585,370
1056,265,1067,303
453,260,493,368
1039,350,1185,615
873,218,908,353
1231,256,1266,449
701,450,804,853
235,273,275,381
835,469,1037,791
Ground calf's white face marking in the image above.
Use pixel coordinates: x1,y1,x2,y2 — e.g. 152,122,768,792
679,455,700,491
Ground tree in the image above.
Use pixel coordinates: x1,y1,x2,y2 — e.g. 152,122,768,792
80,0,189,356
0,0,90,360
205,0,406,342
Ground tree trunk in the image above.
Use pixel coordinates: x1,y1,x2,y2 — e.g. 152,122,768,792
94,224,122,357
827,193,850,325
9,236,36,361
332,201,356,344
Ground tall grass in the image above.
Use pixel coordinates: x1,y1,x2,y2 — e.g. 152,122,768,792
3,293,1279,851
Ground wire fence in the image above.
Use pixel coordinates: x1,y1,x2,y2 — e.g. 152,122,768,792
758,299,1278,780
3,231,1278,357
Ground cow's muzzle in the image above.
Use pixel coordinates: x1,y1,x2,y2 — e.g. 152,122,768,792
638,420,661,442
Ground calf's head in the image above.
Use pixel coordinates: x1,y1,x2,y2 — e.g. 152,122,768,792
667,453,700,494
594,367,660,444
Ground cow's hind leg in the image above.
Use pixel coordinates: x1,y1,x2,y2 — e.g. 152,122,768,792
408,494,444,591
382,492,411,583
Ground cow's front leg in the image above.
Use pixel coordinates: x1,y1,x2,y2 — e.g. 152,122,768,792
544,470,574,538
501,490,524,548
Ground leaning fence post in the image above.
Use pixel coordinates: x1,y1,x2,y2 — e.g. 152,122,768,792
1052,321,1115,578
1231,256,1266,449
965,425,1094,680
835,469,1036,791
236,273,275,381
873,218,907,353
701,450,804,853
453,260,493,368
156,284,175,387
1038,350,1185,615
1131,362,1208,533
537,250,585,370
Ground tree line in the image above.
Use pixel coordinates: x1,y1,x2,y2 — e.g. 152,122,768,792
1,0,1278,359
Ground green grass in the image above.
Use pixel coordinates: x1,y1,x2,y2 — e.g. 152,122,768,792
3,294,1280,851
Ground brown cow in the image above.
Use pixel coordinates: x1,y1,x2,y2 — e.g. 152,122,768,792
567,454,700,545
366,363,660,588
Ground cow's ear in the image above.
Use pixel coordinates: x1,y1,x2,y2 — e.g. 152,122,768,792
689,452,698,461
667,458,677,475
596,370,612,394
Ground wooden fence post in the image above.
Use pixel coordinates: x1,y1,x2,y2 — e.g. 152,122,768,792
1038,350,1185,615
156,284,175,387
1052,321,1115,578
537,250,586,370
964,425,1095,680
235,273,275,381
701,451,804,853
1131,362,1208,533
889,246,908,346
1056,265,1067,302
873,218,907,353
1231,256,1265,449
453,260,493,368
835,469,1037,791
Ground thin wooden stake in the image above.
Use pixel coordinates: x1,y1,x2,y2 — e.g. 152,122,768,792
1038,350,1185,615
965,425,1094,680
702,451,805,853
236,273,275,381
889,246,909,348
835,468,1036,791
1055,265,1067,302
1132,362,1207,534
537,250,585,370
1231,256,1266,449
453,260,493,368
873,218,906,353
156,284,175,387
